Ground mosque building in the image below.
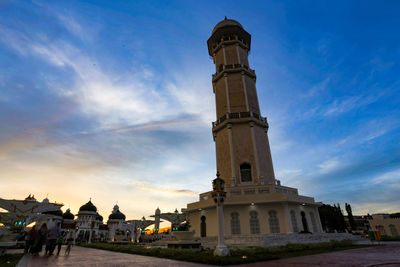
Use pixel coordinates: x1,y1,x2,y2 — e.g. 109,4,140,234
73,200,137,243
185,18,323,237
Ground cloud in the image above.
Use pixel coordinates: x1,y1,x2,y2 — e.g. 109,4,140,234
0,18,215,132
302,77,330,98
372,169,400,186
141,186,198,197
318,159,340,174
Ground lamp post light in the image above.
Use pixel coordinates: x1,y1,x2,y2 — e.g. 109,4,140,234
212,171,229,256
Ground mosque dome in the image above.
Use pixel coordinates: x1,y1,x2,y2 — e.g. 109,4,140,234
96,213,103,222
42,198,49,203
62,209,75,220
212,17,243,34
108,209,126,220
43,209,63,217
79,200,97,212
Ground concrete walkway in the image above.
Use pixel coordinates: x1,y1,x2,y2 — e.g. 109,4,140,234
18,246,211,267
237,244,400,267
17,244,400,267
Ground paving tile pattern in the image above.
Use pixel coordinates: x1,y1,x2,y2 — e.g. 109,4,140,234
23,246,211,267
236,244,400,267
21,244,400,267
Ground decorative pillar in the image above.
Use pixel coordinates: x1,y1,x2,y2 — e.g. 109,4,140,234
212,171,229,256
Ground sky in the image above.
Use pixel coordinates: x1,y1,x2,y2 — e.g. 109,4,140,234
0,0,399,220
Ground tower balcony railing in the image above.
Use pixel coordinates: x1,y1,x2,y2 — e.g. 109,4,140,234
212,35,249,52
212,111,268,128
212,64,255,79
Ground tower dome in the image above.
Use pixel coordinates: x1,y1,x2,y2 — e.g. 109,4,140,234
79,200,97,212
207,17,251,56
62,209,75,220
212,17,243,34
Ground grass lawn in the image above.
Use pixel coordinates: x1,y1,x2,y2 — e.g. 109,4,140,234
81,239,372,265
381,236,400,241
0,254,24,267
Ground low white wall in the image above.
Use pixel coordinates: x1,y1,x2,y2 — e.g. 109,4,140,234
200,233,365,248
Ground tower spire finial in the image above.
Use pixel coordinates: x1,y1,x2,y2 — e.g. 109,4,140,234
224,16,227,20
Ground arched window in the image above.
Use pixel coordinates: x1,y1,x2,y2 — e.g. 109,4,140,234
310,212,318,232
301,211,309,232
240,163,252,182
200,216,207,237
268,210,280,233
249,211,260,234
230,212,241,235
389,224,398,237
290,210,299,232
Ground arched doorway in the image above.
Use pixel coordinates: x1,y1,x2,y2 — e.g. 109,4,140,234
301,211,309,232
200,216,206,237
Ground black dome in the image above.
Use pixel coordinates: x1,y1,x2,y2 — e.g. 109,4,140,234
63,209,74,220
212,18,243,34
108,209,126,220
79,200,97,212
43,209,63,217
96,213,103,222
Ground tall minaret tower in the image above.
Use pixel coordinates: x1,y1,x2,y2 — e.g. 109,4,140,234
207,18,275,187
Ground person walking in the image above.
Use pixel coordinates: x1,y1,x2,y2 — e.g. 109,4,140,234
56,232,65,256
47,223,61,255
26,225,38,254
65,234,73,255
32,223,47,256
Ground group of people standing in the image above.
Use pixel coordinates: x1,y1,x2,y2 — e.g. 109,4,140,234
24,222,73,256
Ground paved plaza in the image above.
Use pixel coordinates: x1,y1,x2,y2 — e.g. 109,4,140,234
15,244,400,267
17,246,210,267
240,244,400,267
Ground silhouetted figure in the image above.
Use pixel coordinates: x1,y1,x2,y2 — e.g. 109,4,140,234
26,226,38,254
46,223,61,255
56,232,65,256
65,237,73,255
32,223,47,255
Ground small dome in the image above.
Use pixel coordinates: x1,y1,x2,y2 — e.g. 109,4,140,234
43,209,63,217
63,209,74,220
79,200,97,212
42,198,49,203
212,17,243,34
96,213,103,222
108,209,126,220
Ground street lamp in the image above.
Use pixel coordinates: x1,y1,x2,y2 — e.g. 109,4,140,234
211,171,229,256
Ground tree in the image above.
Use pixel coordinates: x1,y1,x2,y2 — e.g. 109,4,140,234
318,203,347,232
345,203,356,231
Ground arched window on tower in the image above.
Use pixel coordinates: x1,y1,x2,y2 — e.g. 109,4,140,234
230,212,241,235
249,211,260,234
240,163,252,182
290,210,299,233
268,210,280,233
